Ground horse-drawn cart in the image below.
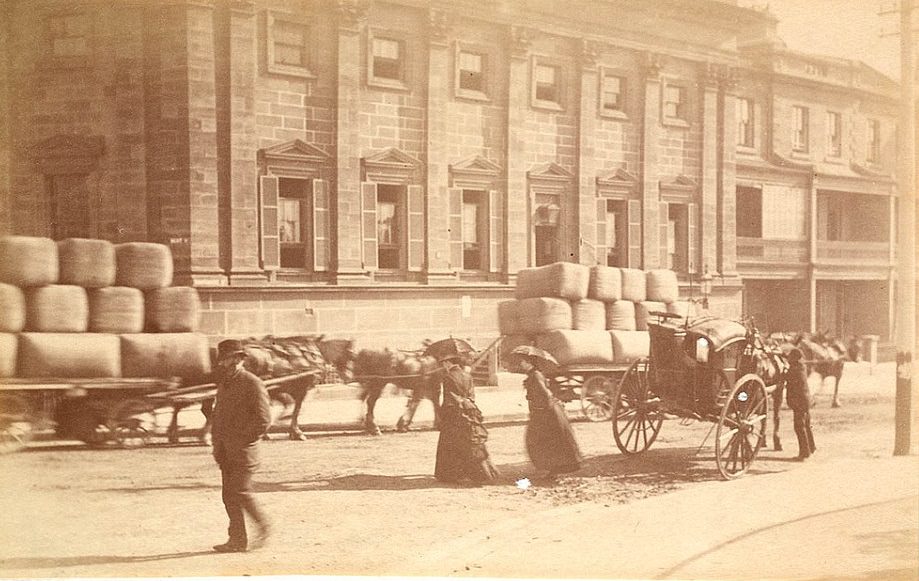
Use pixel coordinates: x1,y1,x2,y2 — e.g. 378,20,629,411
611,312,785,479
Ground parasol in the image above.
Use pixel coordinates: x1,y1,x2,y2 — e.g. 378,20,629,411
424,337,476,362
507,345,559,372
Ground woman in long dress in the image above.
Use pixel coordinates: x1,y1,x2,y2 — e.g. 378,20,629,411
434,356,500,484
519,357,582,477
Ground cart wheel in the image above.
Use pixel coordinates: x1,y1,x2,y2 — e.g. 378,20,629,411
715,373,767,480
580,375,615,422
110,399,158,449
0,395,33,454
612,358,663,454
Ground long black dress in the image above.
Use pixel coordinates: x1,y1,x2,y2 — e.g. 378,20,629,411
434,363,500,483
524,368,582,475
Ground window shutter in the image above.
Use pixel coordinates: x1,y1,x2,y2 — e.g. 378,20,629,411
687,201,698,274
259,175,280,271
595,198,608,266
312,179,330,272
488,189,503,273
628,199,642,268
407,184,424,272
448,187,463,270
360,182,378,271
659,201,669,269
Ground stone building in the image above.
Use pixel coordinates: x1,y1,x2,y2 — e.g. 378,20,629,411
0,0,899,349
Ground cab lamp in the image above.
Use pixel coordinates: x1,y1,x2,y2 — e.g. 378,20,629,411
695,337,710,364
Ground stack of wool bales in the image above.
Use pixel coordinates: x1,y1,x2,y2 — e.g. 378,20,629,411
0,235,210,383
498,262,695,367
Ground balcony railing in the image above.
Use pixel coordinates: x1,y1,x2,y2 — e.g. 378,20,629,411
816,240,889,264
736,237,808,263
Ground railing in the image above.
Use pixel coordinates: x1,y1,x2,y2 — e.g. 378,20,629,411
736,237,808,263
816,240,889,264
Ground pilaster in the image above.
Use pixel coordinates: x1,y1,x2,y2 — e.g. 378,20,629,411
506,26,532,275
640,52,663,269
334,0,368,279
426,8,453,279
700,62,720,274
577,40,603,266
718,66,739,276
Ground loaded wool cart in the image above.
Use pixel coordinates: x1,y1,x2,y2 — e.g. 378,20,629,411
0,235,213,452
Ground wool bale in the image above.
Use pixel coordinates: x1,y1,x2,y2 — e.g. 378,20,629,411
57,238,116,288
18,333,121,378
571,299,607,331
536,330,614,366
606,300,637,331
120,333,212,381
635,301,668,331
115,242,174,290
610,330,651,364
666,300,697,321
588,266,622,302
647,269,679,303
0,283,25,333
145,286,200,332
498,334,534,368
0,333,17,377
497,300,520,336
26,285,89,332
620,268,647,302
515,262,590,301
516,297,573,335
88,287,144,333
0,236,59,287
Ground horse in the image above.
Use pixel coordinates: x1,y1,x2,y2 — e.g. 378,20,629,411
744,324,790,451
769,331,858,409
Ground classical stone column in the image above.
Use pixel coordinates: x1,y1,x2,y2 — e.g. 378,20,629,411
425,8,453,280
577,40,602,266
639,52,663,269
699,63,720,275
0,2,11,236
505,26,532,277
226,1,262,282
334,0,368,280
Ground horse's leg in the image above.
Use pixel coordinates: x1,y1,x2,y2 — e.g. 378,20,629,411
363,381,383,436
396,384,422,432
831,361,844,408
287,380,311,441
199,398,214,445
771,382,784,451
167,403,183,444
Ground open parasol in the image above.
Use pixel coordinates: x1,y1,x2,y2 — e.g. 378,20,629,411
424,337,476,362
507,345,559,372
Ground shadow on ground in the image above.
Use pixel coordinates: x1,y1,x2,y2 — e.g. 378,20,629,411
0,551,214,571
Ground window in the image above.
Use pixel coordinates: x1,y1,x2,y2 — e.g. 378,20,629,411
763,187,806,239
667,204,689,271
600,72,625,116
826,111,842,157
457,50,486,96
605,200,627,267
663,83,687,122
533,62,562,107
278,178,311,268
48,174,90,239
372,37,404,83
738,98,754,147
266,13,312,78
867,119,881,162
534,198,561,267
48,13,90,58
793,106,809,152
376,185,403,269
736,186,762,238
462,191,486,270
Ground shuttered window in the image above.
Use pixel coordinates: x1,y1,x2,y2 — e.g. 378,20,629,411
259,175,281,271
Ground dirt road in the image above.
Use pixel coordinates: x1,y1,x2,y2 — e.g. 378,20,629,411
0,393,915,579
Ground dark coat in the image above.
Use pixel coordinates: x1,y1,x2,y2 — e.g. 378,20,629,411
785,361,812,411
212,366,271,469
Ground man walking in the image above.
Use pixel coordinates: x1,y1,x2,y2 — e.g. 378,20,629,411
211,339,272,553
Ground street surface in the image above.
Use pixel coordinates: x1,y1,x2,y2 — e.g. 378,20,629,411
0,363,917,580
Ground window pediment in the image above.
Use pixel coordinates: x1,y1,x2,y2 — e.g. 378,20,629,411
260,139,331,166
362,147,422,184
659,175,698,201
597,168,637,195
527,162,574,182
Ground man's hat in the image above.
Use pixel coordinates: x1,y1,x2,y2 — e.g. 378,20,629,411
217,339,247,360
